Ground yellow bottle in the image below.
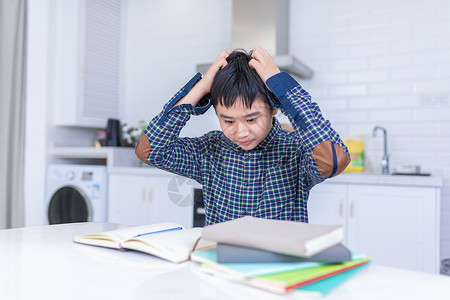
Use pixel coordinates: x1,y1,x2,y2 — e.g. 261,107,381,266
344,137,364,173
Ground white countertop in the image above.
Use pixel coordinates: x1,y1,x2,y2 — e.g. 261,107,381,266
1,223,449,300
49,145,140,169
327,172,443,187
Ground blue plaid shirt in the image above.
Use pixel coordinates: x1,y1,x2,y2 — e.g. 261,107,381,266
144,72,347,225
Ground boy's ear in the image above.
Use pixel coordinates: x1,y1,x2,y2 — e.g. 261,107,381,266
272,108,278,116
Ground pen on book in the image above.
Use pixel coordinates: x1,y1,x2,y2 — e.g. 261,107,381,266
135,226,183,237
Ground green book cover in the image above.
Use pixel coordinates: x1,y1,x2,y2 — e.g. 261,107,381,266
295,263,370,296
249,257,371,292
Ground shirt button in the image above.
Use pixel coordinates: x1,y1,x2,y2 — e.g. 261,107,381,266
245,182,249,187
243,211,248,215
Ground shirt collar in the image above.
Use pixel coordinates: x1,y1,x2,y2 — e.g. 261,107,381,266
255,117,281,150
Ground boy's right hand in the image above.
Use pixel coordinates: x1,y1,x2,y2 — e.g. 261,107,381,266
199,49,232,95
173,49,231,108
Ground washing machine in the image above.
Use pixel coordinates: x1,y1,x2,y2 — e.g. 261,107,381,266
46,164,108,224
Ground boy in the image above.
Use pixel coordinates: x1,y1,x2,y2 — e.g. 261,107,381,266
136,47,350,225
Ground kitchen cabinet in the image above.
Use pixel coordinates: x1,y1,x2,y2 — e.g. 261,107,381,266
108,171,197,228
307,183,347,238
308,179,441,274
53,0,124,127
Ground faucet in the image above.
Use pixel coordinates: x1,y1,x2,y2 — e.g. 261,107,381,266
372,126,389,175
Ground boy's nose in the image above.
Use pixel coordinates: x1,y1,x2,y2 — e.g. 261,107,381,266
236,122,250,137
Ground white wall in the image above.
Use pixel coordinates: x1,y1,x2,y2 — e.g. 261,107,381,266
24,0,51,226
123,0,232,137
289,0,450,260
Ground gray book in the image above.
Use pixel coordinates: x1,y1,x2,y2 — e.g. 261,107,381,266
216,242,352,263
201,216,343,257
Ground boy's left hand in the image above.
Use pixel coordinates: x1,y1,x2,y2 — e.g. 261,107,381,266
249,46,281,87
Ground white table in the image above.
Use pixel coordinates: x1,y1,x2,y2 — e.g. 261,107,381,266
1,223,450,300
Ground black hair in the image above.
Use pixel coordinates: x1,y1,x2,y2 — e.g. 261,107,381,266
210,49,275,110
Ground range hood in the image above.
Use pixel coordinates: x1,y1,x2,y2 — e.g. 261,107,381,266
196,0,313,79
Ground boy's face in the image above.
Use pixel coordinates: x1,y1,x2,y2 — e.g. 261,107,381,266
215,97,278,151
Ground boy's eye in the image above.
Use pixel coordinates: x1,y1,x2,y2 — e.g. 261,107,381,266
247,118,256,123
224,120,234,124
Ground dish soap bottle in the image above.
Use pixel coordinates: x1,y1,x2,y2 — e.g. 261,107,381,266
344,136,364,173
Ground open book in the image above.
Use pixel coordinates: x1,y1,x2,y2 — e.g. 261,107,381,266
73,222,216,263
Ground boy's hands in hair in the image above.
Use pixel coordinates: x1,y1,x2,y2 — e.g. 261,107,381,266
249,46,281,89
201,49,232,94
174,49,231,108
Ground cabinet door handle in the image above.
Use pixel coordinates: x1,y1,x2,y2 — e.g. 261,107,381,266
339,199,344,217
142,187,146,202
350,199,354,218
148,188,153,202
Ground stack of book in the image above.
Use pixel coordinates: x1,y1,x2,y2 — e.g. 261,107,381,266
73,217,370,296
191,216,371,296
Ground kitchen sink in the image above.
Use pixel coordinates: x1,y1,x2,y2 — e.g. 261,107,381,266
390,172,431,176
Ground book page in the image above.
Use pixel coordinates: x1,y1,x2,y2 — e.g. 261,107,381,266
73,222,183,247
107,222,183,241
122,228,216,262
125,228,202,253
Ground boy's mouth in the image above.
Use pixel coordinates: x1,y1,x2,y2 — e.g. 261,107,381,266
239,140,253,146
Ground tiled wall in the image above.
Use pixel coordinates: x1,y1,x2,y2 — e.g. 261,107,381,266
289,0,450,260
